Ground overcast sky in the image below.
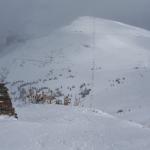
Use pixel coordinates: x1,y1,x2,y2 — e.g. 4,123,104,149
0,0,150,48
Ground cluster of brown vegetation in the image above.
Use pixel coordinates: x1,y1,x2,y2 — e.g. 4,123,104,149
20,87,71,106
27,89,56,104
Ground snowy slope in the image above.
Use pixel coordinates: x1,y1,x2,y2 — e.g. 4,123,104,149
1,105,150,150
0,16,150,128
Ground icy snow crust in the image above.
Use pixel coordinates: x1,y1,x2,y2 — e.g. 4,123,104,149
1,17,150,149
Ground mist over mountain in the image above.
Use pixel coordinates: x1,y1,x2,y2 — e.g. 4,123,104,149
0,0,150,51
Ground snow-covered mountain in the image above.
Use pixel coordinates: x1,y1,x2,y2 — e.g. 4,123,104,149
1,16,150,150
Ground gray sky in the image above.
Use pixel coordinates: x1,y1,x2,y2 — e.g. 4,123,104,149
0,0,150,49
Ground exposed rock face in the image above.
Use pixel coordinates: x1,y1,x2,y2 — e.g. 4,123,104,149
0,83,17,117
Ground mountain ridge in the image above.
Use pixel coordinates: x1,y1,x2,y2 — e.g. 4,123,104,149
0,16,150,126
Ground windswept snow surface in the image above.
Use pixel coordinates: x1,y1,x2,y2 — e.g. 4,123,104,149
0,105,150,150
1,17,150,149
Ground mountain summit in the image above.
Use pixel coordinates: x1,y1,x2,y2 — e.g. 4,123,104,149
0,16,150,123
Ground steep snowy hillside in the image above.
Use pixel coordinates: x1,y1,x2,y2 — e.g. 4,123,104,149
0,16,150,126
